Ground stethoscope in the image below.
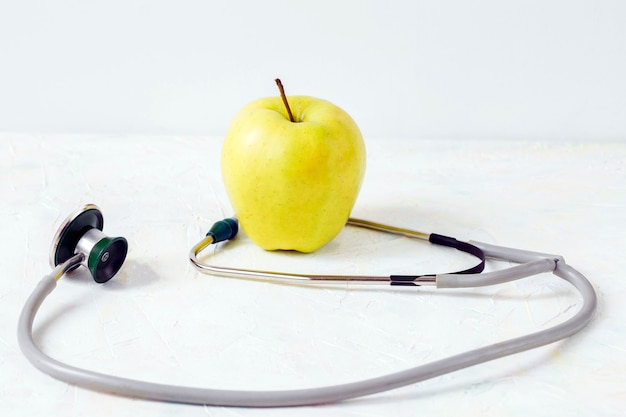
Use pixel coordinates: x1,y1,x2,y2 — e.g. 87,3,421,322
18,204,597,407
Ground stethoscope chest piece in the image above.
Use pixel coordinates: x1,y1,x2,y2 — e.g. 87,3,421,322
50,204,127,283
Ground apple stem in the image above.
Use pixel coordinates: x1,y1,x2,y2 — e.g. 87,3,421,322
275,78,296,122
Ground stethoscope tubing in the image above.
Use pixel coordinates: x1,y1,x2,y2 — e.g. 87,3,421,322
18,236,597,407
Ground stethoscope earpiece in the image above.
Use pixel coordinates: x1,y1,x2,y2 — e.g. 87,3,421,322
50,204,127,283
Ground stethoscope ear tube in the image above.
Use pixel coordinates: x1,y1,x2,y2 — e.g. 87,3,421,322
190,218,488,285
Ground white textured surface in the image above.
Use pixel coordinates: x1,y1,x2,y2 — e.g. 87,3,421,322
1,134,625,416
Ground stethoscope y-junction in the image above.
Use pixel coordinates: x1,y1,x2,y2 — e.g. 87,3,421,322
18,204,597,407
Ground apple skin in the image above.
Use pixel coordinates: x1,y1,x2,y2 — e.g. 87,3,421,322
221,95,366,253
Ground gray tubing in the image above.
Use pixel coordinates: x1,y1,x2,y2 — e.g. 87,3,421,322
471,240,565,264
18,258,596,407
437,258,556,288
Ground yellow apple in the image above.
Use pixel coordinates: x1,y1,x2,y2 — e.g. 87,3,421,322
221,85,366,252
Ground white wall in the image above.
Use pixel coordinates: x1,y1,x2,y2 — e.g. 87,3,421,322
1,0,625,140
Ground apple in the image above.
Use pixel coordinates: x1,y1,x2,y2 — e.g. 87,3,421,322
221,79,366,252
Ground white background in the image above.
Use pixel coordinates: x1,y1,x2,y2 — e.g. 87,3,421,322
2,1,626,416
1,0,625,140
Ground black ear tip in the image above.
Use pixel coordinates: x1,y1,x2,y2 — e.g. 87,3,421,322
207,217,239,243
224,218,239,238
